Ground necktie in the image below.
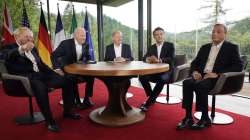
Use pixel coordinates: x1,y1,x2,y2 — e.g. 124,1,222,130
25,51,39,72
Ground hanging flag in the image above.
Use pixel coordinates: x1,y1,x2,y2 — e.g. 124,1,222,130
1,2,16,47
54,4,65,50
69,5,77,38
21,1,30,28
84,10,95,61
37,7,52,67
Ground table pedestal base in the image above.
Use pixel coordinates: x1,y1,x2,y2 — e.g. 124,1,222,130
90,107,145,127
89,77,145,127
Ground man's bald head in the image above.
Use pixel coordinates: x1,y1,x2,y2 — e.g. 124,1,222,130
74,27,86,45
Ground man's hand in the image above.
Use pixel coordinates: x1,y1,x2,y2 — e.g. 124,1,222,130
114,57,126,62
21,42,34,52
54,69,64,76
192,71,202,80
146,55,161,63
204,72,218,79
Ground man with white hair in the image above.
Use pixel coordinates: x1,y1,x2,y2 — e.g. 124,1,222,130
52,27,95,109
104,31,134,62
176,24,243,130
4,27,81,132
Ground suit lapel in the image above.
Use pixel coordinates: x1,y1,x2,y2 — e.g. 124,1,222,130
112,44,116,58
121,44,125,58
213,41,226,69
71,39,77,62
31,50,40,64
152,44,158,57
159,43,166,58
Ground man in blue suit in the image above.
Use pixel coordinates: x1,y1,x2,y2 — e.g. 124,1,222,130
104,31,134,62
139,27,175,111
52,27,95,109
4,27,81,132
176,24,243,130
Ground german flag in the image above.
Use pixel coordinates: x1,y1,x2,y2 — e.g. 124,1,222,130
37,7,52,67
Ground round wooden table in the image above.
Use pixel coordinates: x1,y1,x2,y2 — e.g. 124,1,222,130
64,61,169,127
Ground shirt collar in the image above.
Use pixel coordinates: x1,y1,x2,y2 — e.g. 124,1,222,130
114,43,122,48
74,39,82,46
156,42,163,47
212,40,224,49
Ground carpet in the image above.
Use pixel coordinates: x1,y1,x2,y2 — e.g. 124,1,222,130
0,80,250,140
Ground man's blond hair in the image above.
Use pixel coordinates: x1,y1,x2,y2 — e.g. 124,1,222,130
13,27,33,39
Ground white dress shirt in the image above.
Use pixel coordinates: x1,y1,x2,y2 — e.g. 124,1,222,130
114,43,122,58
204,41,224,73
18,43,39,72
74,39,82,61
156,42,163,59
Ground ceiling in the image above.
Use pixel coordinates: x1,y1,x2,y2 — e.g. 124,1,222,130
60,0,134,7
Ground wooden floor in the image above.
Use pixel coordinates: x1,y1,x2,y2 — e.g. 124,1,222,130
131,77,250,117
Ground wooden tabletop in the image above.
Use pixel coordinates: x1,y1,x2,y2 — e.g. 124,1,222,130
64,61,169,76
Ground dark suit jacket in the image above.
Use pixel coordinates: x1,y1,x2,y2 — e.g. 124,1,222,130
52,38,91,69
143,42,175,70
104,43,134,61
4,43,53,76
191,41,243,74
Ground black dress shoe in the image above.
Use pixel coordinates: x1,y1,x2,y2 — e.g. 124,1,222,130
140,103,149,112
47,124,60,132
191,119,212,130
176,117,194,130
140,98,155,112
46,121,60,132
75,103,88,110
63,112,82,120
83,99,95,107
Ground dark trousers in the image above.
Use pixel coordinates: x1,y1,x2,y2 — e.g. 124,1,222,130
65,74,94,104
29,72,74,123
182,78,217,115
139,71,172,100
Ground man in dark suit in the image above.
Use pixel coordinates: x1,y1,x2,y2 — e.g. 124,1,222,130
139,27,175,111
52,27,95,109
4,27,81,132
104,30,134,94
104,31,134,61
176,24,243,130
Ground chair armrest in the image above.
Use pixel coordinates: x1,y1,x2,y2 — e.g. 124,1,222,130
210,71,245,95
172,64,190,82
2,73,33,96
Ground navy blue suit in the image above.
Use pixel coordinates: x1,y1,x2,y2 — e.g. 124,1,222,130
52,39,94,104
4,43,75,123
182,41,243,115
104,43,134,61
139,42,175,99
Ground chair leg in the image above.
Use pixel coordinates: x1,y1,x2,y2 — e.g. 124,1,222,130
156,84,181,104
194,95,233,124
166,84,170,102
15,97,45,125
211,95,216,120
